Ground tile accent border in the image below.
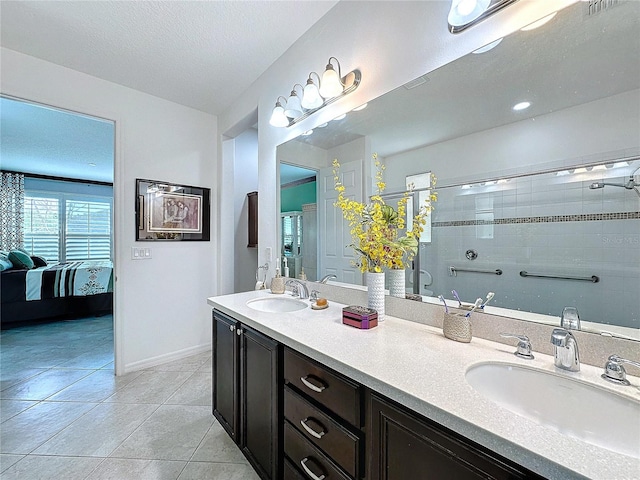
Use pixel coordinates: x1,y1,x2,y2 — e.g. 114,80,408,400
434,211,640,227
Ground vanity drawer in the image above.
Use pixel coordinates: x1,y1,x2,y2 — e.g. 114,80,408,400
285,421,351,480
284,457,306,480
284,348,361,426
285,386,361,478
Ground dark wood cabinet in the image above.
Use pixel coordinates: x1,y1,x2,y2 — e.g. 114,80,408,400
283,347,364,479
212,310,281,479
212,311,238,440
367,392,544,480
212,307,551,480
247,191,258,248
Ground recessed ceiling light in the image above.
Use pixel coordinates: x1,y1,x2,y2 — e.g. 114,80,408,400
512,101,531,111
613,161,630,168
302,130,313,136
317,123,328,128
333,113,346,121
520,12,557,31
472,38,503,54
352,103,368,112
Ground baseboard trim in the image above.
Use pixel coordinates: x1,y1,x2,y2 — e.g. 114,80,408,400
122,343,212,374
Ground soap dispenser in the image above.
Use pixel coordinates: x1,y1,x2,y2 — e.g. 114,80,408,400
271,267,285,294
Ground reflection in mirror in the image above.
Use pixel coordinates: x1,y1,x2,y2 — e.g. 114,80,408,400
276,1,639,337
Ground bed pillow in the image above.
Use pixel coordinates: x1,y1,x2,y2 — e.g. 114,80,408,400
31,255,48,267
8,249,35,269
0,252,13,271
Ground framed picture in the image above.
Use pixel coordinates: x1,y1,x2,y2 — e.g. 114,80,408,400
135,179,211,241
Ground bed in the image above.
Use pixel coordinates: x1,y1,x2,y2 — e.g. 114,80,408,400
1,260,113,327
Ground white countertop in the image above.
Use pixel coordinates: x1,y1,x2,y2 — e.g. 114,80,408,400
207,290,640,480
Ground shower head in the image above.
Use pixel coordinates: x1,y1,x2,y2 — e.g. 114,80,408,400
589,176,639,190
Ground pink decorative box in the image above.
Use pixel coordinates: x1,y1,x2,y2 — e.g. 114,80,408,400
342,305,378,329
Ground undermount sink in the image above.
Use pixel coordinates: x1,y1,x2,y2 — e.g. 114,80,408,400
466,362,640,459
246,296,308,313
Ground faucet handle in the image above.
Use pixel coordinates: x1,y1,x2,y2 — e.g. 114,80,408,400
602,355,640,386
500,333,534,359
310,290,320,302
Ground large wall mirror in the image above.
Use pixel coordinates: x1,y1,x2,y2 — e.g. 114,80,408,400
276,1,639,338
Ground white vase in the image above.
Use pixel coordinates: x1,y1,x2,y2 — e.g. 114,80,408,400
388,268,405,298
367,271,385,321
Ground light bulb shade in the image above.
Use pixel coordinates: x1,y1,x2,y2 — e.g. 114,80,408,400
301,81,323,109
269,104,289,127
319,65,343,98
448,0,491,27
284,92,303,118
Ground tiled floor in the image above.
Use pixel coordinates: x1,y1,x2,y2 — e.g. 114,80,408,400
0,316,259,480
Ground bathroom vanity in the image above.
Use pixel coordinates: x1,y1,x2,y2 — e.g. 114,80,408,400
208,290,640,480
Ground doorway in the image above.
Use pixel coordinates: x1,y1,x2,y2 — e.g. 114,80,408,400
0,95,116,371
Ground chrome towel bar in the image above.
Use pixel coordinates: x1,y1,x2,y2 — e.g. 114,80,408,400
519,271,599,283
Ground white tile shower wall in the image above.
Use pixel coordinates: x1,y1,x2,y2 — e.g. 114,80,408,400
423,174,640,329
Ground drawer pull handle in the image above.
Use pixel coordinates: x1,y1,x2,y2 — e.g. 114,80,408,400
300,417,326,439
300,375,327,393
300,457,326,480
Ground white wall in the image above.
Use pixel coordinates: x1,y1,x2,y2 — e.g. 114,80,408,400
233,129,259,293
216,0,576,278
1,47,217,374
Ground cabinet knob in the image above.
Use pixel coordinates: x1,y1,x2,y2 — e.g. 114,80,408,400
236,328,243,336
229,325,235,332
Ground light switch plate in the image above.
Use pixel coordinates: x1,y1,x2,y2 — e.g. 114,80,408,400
131,247,152,259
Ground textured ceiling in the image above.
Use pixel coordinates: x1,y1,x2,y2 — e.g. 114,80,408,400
0,0,338,115
0,97,115,183
0,0,337,182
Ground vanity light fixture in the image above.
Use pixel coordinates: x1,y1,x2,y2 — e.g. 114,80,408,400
591,164,607,171
269,96,289,127
284,85,304,119
512,101,531,111
301,73,323,109
448,0,517,33
269,56,362,128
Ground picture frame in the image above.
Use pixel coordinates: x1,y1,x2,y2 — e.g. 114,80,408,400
135,178,211,241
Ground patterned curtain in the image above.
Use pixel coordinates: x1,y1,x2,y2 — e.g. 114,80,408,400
0,172,25,251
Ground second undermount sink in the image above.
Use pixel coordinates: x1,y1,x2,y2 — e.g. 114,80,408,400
246,296,308,313
466,362,640,459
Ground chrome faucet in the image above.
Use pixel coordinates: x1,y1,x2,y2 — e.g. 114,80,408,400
560,306,581,330
551,328,580,372
319,274,337,284
601,355,640,386
500,333,534,359
286,279,309,299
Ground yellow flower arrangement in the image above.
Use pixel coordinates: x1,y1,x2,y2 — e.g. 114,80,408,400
333,153,437,273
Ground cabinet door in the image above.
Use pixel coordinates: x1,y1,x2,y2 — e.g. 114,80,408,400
213,311,239,442
368,393,541,480
241,325,281,480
